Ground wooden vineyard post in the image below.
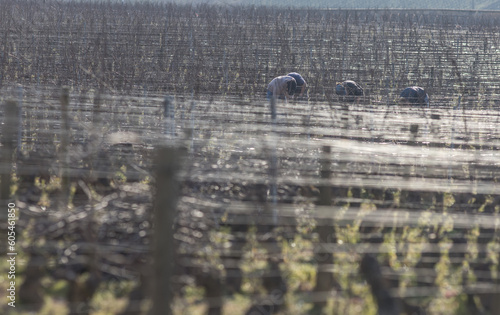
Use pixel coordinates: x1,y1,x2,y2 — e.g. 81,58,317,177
270,94,277,123
312,145,337,314
152,147,179,315
269,96,278,224
244,97,287,314
450,94,462,181
360,254,400,315
268,95,282,308
163,95,175,138
16,85,23,152
0,100,19,214
92,90,102,125
189,99,195,154
60,87,71,210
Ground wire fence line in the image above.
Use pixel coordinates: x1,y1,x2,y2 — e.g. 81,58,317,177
0,84,499,314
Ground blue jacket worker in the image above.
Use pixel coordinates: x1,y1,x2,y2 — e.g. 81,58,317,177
335,80,364,101
399,86,429,106
287,72,307,97
267,76,297,101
